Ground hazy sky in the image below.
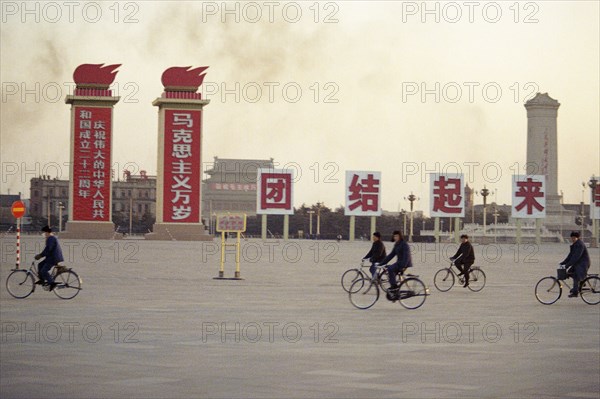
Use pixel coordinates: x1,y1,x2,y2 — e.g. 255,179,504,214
1,1,599,214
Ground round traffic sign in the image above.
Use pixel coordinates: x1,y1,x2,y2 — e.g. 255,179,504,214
11,200,26,218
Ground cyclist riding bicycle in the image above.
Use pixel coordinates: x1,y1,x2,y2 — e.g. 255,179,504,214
34,225,64,291
560,231,591,298
450,234,475,288
377,230,412,300
362,232,387,281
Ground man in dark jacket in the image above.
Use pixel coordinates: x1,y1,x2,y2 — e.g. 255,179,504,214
450,234,475,288
34,225,64,291
362,232,387,281
560,231,591,297
379,230,412,298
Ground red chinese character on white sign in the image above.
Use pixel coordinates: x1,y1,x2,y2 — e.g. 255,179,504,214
257,169,293,215
511,175,546,218
345,171,381,216
430,174,464,217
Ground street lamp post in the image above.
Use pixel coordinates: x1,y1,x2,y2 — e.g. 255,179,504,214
581,182,586,238
58,202,65,232
480,186,489,236
560,190,564,239
492,203,499,243
405,192,418,242
588,176,598,247
307,210,315,237
129,193,133,236
316,202,321,238
46,196,51,227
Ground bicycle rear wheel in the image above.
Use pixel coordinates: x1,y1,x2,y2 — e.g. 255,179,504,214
349,277,379,309
467,267,486,292
580,276,600,305
6,270,35,299
53,270,82,299
398,278,427,310
433,268,454,292
341,269,365,293
535,276,561,305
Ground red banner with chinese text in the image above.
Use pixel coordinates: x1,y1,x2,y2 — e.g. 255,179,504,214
162,109,202,223
72,106,112,221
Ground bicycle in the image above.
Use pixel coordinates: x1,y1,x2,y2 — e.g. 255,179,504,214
341,260,403,294
433,259,486,292
6,261,82,300
348,265,429,310
535,271,599,305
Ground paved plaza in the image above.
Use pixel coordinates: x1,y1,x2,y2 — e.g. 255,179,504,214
1,236,599,398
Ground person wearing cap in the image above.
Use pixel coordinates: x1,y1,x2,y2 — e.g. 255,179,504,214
450,234,475,288
378,230,412,299
560,231,591,297
362,232,387,281
34,226,64,291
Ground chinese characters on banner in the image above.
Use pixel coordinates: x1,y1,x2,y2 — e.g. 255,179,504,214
511,175,546,218
216,213,247,232
72,107,112,221
256,169,293,215
163,110,201,223
430,174,465,217
344,171,382,216
591,184,600,220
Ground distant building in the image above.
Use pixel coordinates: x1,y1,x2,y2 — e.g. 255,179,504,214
202,156,274,222
29,176,68,222
28,172,157,224
0,193,23,227
113,170,156,218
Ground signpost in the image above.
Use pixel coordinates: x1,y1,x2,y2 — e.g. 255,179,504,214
344,171,382,241
256,169,294,239
512,175,546,245
11,200,25,269
214,213,247,280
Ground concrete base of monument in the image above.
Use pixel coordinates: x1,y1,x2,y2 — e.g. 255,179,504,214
59,221,123,240
145,223,213,241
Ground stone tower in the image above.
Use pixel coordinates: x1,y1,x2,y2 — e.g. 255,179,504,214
524,92,575,234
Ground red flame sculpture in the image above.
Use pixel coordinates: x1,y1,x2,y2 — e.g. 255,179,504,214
161,66,209,91
73,64,121,88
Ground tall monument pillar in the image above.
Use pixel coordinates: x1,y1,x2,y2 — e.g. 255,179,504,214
61,64,121,239
525,92,560,198
145,66,212,241
525,92,575,234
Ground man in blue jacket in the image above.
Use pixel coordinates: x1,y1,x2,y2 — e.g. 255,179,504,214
34,225,64,291
378,230,412,299
560,231,591,297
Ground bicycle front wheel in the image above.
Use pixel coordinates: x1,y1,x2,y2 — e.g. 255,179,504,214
379,269,391,293
433,268,454,292
349,277,379,309
6,270,35,299
53,270,82,300
467,267,486,292
580,276,600,305
341,269,365,293
398,278,427,310
535,276,561,305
